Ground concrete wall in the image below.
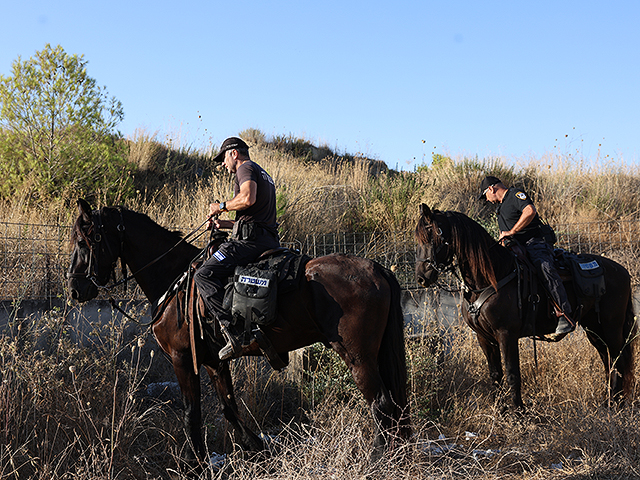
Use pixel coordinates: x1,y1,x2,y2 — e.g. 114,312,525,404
2,287,638,379
0,298,174,382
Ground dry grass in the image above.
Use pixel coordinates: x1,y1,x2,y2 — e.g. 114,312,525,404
2,305,639,479
2,129,640,239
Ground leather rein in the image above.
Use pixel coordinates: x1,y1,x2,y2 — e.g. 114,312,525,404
418,221,517,301
68,208,210,324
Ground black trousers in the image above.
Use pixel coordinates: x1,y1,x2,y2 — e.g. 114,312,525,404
194,234,279,326
525,237,572,314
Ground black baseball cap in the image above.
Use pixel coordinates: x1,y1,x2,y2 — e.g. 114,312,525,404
212,137,249,163
478,176,501,200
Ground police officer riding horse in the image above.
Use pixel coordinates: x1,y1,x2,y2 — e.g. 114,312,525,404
479,176,574,340
194,137,281,360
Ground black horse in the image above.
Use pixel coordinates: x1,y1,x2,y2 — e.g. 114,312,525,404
67,199,410,464
415,203,637,408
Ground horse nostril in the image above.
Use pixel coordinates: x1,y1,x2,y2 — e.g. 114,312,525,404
70,289,79,300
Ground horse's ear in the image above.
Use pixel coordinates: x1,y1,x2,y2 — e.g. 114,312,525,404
419,203,432,219
77,199,93,222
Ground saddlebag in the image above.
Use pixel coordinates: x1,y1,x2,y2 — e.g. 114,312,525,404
566,253,606,299
228,265,278,326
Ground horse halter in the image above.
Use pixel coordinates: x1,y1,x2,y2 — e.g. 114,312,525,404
417,223,455,275
67,208,126,290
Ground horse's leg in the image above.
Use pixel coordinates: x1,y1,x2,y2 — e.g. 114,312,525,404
203,362,265,452
583,319,626,404
171,352,206,462
153,303,207,463
330,341,394,460
581,260,636,406
476,335,503,389
496,331,524,409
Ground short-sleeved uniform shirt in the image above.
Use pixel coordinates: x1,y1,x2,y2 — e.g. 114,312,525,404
497,187,542,243
234,160,278,234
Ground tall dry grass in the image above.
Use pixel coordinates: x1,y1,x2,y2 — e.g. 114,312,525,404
2,131,640,478
2,129,640,241
2,306,639,479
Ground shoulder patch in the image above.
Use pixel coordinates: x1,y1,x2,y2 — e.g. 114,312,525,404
515,191,527,200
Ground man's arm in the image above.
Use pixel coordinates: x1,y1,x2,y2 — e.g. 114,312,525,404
498,204,537,241
207,179,257,228
214,179,257,214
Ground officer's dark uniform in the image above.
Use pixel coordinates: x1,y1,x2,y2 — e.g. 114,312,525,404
497,186,572,320
194,159,279,347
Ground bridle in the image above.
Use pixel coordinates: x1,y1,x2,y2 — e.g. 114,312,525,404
417,214,510,295
68,206,213,325
416,224,455,275
416,217,471,294
67,207,127,290
68,208,214,292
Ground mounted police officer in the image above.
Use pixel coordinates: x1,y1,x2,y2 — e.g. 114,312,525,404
194,137,280,360
479,176,574,340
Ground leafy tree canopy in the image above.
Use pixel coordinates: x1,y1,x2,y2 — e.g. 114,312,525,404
0,44,133,203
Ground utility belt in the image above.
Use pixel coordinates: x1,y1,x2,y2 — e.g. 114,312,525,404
231,219,277,242
517,223,556,246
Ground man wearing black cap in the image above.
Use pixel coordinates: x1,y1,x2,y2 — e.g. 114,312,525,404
195,137,280,359
479,176,574,340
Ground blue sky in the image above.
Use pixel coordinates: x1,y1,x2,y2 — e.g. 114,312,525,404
2,1,639,170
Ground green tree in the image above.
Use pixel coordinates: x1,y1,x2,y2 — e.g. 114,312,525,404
0,44,132,202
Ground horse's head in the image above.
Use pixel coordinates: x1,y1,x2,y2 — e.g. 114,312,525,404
68,199,123,302
415,203,454,288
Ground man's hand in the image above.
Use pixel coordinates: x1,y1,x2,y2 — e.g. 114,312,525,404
498,230,512,242
213,219,234,230
209,202,223,216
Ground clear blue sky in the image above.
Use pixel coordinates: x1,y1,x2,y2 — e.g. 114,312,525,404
2,0,639,170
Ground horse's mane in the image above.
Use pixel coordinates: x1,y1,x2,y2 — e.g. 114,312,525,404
71,206,185,246
446,212,502,289
417,210,509,290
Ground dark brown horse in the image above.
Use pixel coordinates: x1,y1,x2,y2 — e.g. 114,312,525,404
67,199,410,463
415,203,637,408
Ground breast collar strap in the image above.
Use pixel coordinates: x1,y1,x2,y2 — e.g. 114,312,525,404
465,269,517,320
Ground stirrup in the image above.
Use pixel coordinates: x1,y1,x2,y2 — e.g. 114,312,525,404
544,315,575,342
554,315,575,335
218,325,242,360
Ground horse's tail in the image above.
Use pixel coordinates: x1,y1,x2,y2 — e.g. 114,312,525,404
377,265,411,439
621,295,637,399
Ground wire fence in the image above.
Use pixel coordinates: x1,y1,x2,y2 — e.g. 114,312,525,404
1,222,71,301
2,218,639,301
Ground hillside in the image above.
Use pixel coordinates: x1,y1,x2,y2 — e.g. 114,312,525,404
2,128,640,238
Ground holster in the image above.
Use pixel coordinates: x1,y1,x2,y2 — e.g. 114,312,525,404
232,219,257,241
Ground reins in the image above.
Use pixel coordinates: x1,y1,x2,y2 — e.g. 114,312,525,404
114,219,213,326
110,217,212,291
70,208,212,326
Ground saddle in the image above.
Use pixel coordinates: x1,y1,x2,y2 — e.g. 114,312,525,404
177,246,310,370
509,243,606,341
